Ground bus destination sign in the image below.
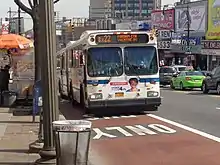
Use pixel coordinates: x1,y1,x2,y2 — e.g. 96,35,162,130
95,34,149,44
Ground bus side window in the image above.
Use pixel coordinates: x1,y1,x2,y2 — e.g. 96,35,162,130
71,49,75,68
79,51,85,65
61,54,65,70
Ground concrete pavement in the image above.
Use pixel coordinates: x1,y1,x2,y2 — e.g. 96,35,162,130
60,88,220,165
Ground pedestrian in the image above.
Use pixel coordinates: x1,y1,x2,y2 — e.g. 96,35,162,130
0,65,11,105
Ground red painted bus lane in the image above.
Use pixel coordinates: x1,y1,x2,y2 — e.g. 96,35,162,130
88,114,220,165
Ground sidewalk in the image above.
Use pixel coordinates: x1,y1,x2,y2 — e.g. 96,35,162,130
0,108,40,165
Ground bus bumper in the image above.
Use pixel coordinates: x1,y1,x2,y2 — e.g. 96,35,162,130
87,97,161,108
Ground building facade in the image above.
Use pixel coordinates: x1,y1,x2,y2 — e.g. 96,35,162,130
89,0,160,20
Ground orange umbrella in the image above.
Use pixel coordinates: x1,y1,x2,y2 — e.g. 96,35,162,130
0,34,34,50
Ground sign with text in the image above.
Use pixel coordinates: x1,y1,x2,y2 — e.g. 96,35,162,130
158,30,172,39
180,36,201,45
158,40,171,49
175,5,206,33
206,0,220,39
201,40,220,49
151,9,174,30
92,124,176,140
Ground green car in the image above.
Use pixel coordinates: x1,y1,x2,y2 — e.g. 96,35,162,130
170,71,205,90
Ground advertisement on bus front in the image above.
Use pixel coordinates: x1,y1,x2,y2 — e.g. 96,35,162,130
206,0,220,39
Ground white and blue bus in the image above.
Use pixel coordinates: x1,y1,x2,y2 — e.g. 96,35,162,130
57,30,161,112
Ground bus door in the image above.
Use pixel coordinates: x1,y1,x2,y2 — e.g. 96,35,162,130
60,53,68,95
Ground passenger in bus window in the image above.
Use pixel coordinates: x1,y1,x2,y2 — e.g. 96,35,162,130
126,78,140,92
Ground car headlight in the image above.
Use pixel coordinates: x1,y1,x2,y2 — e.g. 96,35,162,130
147,91,159,97
89,93,103,100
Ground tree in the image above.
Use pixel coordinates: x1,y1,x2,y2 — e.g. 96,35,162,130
14,0,60,81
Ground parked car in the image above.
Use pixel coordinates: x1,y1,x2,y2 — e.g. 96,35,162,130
201,70,211,77
159,66,177,86
172,65,187,73
170,71,205,90
202,66,220,94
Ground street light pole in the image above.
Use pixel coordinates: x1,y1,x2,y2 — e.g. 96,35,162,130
35,0,59,164
186,4,190,51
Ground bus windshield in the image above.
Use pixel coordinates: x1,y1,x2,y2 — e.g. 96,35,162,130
124,46,158,75
87,47,123,77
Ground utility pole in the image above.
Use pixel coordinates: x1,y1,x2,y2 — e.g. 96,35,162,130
18,7,21,35
8,7,12,33
186,4,190,53
35,0,59,164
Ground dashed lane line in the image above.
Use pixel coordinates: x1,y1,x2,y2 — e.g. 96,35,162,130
148,114,220,143
216,107,220,110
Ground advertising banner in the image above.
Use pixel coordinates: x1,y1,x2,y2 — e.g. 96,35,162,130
151,9,174,30
175,5,206,33
206,0,220,39
1,21,9,34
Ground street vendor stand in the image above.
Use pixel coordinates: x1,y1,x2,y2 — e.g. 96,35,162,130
0,34,34,103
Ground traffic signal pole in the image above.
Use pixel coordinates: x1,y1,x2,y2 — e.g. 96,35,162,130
35,0,59,164
186,4,190,51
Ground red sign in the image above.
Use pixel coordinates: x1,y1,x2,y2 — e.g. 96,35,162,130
151,9,174,30
1,21,9,34
110,82,128,86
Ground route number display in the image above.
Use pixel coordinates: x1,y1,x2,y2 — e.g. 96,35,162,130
95,34,149,44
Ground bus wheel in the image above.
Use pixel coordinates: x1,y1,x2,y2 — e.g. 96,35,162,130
58,80,65,99
69,82,77,105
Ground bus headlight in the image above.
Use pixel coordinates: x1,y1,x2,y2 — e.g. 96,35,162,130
89,93,103,100
147,91,159,97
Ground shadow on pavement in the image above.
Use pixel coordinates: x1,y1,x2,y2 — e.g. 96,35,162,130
0,121,39,124
0,149,29,154
59,99,148,119
0,163,32,165
187,91,218,96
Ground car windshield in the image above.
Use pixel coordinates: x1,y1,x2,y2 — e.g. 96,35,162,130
161,67,175,73
177,67,186,71
186,71,204,76
124,46,158,75
87,47,123,77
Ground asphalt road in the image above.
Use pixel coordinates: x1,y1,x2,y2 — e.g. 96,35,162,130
155,87,220,137
59,88,220,165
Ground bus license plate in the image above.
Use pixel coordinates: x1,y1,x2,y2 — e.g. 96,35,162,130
115,92,124,97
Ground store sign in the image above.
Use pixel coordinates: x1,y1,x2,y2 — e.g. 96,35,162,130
158,40,171,49
181,36,201,45
175,5,206,33
158,30,171,39
201,40,220,49
206,0,220,39
151,9,174,30
201,49,220,55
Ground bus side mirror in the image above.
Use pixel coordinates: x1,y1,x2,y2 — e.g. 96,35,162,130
79,54,85,66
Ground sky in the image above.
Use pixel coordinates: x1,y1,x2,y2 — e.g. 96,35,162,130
0,0,178,30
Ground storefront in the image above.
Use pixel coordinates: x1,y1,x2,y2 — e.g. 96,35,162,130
201,40,220,70
170,35,207,69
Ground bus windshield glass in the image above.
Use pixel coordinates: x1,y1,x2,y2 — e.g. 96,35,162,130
87,47,123,77
124,46,158,75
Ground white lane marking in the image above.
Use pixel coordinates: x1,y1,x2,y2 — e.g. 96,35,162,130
148,114,220,143
216,107,220,110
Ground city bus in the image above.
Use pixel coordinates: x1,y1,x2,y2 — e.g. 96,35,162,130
57,30,161,112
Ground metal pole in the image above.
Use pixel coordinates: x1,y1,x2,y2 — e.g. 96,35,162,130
8,7,11,33
187,4,190,50
36,0,59,164
18,7,21,35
